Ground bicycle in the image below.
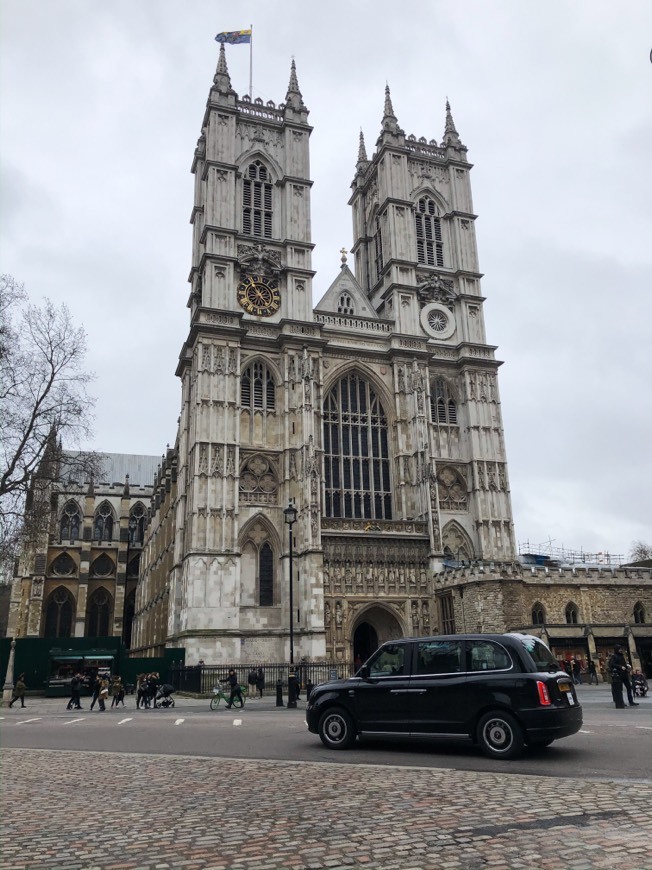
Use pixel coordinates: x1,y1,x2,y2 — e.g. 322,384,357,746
210,685,246,710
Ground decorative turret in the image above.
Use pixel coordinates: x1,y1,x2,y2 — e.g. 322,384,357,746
442,99,467,154
357,130,368,164
377,84,404,144
284,58,309,120
213,43,234,96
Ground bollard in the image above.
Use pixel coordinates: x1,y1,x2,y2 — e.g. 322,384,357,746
276,678,284,707
287,669,297,709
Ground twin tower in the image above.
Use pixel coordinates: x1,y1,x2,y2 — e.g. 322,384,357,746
132,47,516,665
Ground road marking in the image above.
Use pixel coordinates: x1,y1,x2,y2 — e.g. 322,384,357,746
16,718,42,725
579,729,593,734
65,718,85,725
233,719,242,726
174,719,184,726
117,718,133,725
636,726,652,730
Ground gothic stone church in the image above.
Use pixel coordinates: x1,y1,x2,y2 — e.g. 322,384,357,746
130,47,517,665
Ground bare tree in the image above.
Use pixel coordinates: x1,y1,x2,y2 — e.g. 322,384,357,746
629,541,652,562
0,275,100,578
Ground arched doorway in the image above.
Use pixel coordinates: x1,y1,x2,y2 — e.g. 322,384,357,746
352,605,404,663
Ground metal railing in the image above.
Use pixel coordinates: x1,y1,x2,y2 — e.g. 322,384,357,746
168,662,357,696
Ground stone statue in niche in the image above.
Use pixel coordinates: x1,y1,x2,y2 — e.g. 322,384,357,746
335,601,343,626
411,601,419,630
324,602,331,628
421,602,430,631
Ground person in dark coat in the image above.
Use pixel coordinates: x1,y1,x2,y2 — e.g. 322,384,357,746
89,675,102,711
247,668,258,699
67,673,83,710
9,673,27,708
256,667,265,699
222,669,242,708
608,645,638,708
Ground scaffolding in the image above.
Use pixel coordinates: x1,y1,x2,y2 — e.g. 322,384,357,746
518,540,625,567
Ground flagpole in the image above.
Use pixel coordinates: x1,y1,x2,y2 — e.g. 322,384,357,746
249,24,253,99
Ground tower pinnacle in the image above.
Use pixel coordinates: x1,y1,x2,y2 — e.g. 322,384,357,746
378,83,403,142
285,58,306,110
213,43,233,93
442,99,465,150
357,130,368,164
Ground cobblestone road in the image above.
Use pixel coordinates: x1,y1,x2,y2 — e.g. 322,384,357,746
2,748,652,870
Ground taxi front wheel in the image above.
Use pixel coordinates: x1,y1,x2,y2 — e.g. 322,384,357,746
318,708,356,750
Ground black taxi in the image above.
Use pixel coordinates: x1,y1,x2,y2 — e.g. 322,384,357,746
306,633,582,759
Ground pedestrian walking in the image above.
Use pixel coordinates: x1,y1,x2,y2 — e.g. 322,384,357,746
110,676,124,708
147,673,159,709
572,659,582,685
136,674,148,709
8,673,27,708
67,673,83,710
89,674,102,710
608,645,638,708
97,678,110,711
247,668,258,699
256,667,265,699
587,660,598,685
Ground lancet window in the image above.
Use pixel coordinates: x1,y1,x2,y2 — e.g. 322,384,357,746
44,587,74,638
532,602,546,625
565,602,579,625
415,196,444,267
86,588,112,637
242,161,273,239
430,377,458,425
241,361,276,411
60,500,81,542
337,293,355,315
323,373,392,520
633,601,646,624
93,501,114,543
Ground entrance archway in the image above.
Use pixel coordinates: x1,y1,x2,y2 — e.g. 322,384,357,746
352,605,404,663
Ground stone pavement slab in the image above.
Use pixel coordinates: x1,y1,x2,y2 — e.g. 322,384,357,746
1,748,652,870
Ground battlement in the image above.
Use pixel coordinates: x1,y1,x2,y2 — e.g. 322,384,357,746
435,562,652,585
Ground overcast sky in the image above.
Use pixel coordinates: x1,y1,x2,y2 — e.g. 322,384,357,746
1,1,651,562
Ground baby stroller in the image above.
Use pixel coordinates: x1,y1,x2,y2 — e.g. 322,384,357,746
154,684,176,708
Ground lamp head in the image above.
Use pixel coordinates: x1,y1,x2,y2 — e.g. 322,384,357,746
283,502,298,526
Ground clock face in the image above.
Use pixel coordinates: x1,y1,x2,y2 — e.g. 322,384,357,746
237,275,281,317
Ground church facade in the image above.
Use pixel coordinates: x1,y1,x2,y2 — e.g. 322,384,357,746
132,49,517,665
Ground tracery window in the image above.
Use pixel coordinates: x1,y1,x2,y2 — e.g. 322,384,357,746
415,196,444,267
90,554,114,578
241,361,276,411
323,373,392,520
60,500,81,542
337,293,355,315
44,587,74,638
129,503,146,544
93,501,114,542
633,601,646,624
532,602,546,625
242,160,273,239
565,602,579,625
436,467,468,511
51,553,76,576
86,588,112,637
430,377,458,425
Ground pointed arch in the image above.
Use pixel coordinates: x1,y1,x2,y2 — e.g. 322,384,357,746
129,502,147,544
93,500,115,542
238,156,277,240
86,586,114,637
238,513,281,607
441,520,474,561
239,454,279,505
49,552,77,576
430,376,458,426
633,601,646,624
323,370,393,520
90,553,115,578
43,586,75,638
436,466,468,511
240,356,280,412
532,601,546,625
565,601,579,625
60,499,81,542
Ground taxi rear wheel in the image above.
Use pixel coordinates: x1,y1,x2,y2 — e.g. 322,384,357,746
477,711,525,759
318,708,356,750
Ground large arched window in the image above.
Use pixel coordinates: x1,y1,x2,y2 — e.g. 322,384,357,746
93,501,114,543
241,361,276,411
430,377,458,426
44,586,75,638
242,160,272,238
323,373,392,520
532,602,546,625
242,532,277,607
60,500,81,542
86,588,113,637
259,542,274,607
415,196,444,267
565,602,579,625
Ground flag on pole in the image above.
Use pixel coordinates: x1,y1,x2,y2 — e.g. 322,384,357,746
215,29,252,45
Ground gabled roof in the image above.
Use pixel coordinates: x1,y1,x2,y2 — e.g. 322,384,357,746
314,265,378,319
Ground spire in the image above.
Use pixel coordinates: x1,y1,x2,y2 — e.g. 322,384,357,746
213,43,233,93
285,58,306,111
378,83,403,142
442,99,465,151
357,130,368,163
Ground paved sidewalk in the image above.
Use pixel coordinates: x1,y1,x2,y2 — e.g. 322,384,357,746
2,747,652,870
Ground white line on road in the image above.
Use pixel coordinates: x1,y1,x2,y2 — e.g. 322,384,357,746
579,729,593,733
16,718,42,725
174,719,184,726
64,718,85,725
117,718,133,725
635,726,652,730
233,719,242,726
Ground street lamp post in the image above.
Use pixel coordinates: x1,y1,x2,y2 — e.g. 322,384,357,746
284,502,298,710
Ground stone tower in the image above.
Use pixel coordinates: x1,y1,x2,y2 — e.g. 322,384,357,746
134,57,516,664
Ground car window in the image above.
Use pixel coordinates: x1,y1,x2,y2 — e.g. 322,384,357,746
368,644,406,677
509,634,559,670
415,640,463,675
467,640,512,671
